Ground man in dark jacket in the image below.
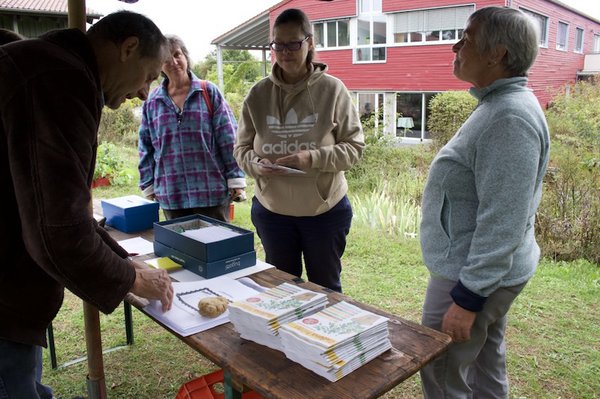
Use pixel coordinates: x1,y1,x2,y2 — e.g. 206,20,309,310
0,11,173,398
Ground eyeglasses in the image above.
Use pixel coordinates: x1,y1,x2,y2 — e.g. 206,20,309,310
269,37,309,52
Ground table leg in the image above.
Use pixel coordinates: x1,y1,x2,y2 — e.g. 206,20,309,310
223,369,242,399
83,301,107,399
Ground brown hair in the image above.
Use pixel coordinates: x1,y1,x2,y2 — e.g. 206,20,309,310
273,8,314,67
160,35,192,79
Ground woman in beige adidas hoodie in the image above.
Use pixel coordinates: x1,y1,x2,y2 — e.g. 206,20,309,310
234,8,364,293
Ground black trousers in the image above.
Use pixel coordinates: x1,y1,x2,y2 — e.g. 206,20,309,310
251,196,353,293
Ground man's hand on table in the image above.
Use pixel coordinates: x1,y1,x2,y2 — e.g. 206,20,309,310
129,258,174,312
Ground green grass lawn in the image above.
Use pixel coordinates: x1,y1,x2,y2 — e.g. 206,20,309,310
42,146,599,398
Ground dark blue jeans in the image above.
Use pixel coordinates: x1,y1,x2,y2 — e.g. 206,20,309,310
0,339,53,399
251,196,353,292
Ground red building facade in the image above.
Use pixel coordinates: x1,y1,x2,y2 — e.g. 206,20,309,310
265,0,600,141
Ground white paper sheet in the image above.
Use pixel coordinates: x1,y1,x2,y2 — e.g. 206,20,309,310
181,226,240,243
143,276,261,336
117,237,154,256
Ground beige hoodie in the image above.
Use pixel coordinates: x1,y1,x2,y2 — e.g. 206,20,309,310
234,62,364,217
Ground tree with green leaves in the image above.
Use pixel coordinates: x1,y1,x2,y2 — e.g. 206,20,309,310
193,49,270,119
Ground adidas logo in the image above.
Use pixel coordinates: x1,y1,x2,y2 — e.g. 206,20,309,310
267,109,318,138
262,140,318,154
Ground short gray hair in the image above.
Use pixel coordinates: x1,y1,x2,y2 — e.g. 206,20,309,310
469,7,539,77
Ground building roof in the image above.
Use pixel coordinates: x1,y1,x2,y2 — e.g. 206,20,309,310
547,0,600,24
211,0,600,51
211,0,291,50
211,10,270,50
0,0,101,19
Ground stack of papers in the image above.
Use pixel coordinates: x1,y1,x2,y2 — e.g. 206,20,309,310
143,277,259,337
279,301,391,382
181,225,240,243
228,283,328,351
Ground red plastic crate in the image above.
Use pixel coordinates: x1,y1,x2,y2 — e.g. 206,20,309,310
175,369,262,399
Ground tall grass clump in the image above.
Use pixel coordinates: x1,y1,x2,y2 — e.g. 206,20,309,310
350,182,421,239
347,125,433,239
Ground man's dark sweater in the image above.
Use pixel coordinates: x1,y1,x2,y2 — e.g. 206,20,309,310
0,29,135,347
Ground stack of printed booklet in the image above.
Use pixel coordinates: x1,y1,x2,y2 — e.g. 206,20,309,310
228,283,328,351
229,284,391,382
279,301,392,381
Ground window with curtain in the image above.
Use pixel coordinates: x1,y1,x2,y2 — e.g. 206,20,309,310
557,21,569,51
521,8,549,47
396,92,437,140
313,19,350,49
594,34,600,53
392,6,473,45
575,27,584,53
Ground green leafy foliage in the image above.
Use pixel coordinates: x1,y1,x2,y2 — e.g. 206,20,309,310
536,79,600,264
347,143,433,201
546,78,600,147
97,99,142,146
192,49,269,120
427,90,477,150
94,142,134,186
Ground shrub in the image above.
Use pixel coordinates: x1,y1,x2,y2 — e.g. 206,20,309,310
98,99,142,146
546,78,600,147
536,79,600,264
536,143,599,263
94,142,134,186
347,144,432,202
427,90,477,150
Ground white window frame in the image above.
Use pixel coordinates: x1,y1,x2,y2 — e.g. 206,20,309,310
391,5,473,46
574,27,584,53
593,34,600,53
355,92,386,132
557,21,569,51
354,0,386,64
520,8,549,48
395,92,438,142
312,19,351,50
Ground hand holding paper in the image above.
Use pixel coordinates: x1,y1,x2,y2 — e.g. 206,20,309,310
250,160,306,175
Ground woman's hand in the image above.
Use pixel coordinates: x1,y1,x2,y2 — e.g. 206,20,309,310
230,188,246,202
441,303,476,343
253,158,288,176
275,150,311,170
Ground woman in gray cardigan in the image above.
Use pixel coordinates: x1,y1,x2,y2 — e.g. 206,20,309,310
419,7,550,398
